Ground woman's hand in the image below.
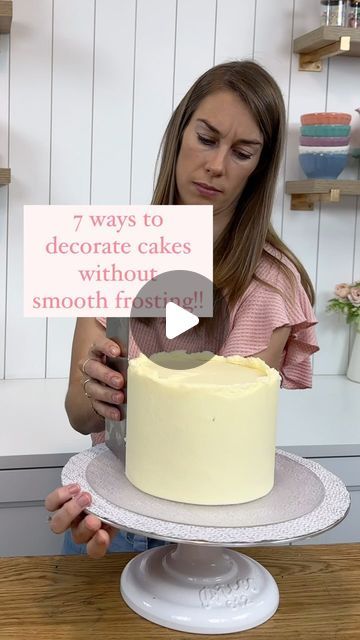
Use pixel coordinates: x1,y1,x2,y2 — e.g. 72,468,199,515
80,338,125,422
45,484,118,558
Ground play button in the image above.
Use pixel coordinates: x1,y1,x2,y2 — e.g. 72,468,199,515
129,269,231,370
165,302,199,339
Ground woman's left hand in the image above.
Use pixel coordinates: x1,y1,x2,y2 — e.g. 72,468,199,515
45,484,117,558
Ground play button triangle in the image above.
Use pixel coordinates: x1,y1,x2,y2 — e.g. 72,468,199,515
165,302,199,340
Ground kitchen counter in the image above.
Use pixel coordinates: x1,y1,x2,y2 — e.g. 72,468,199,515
0,544,359,639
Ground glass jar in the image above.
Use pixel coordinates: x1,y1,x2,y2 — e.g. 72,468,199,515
347,0,360,27
320,0,347,26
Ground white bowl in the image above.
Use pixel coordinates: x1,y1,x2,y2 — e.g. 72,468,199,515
299,145,349,155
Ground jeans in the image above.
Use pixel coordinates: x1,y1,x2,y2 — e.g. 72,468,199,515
62,528,168,554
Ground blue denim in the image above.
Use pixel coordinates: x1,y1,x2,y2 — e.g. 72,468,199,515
62,528,168,554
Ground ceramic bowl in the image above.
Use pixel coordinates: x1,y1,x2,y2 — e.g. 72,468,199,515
300,125,351,137
300,112,352,126
299,135,350,147
299,145,349,155
299,153,348,179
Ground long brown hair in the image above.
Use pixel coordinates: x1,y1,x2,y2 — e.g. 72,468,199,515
151,60,315,307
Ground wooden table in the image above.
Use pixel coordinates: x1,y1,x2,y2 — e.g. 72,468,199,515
0,544,359,639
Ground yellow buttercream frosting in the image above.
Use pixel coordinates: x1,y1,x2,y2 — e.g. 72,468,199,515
125,351,281,505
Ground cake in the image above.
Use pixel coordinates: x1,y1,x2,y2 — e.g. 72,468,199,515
125,351,281,505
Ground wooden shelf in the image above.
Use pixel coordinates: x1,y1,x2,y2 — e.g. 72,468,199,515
0,168,10,185
294,26,360,71
285,179,360,210
0,1,12,34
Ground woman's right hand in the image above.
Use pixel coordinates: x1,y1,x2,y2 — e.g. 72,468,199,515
80,338,125,421
45,484,118,558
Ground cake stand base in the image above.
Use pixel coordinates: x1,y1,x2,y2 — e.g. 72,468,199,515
120,542,279,635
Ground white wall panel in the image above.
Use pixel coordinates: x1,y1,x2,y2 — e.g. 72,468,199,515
354,164,360,292
0,32,9,379
50,0,94,204
46,317,76,379
46,0,96,378
215,0,256,63
6,0,52,378
352,109,360,150
314,55,359,374
253,0,294,101
131,0,177,203
173,0,216,109
315,199,356,374
91,0,136,205
253,0,294,235
354,122,360,316
282,0,328,286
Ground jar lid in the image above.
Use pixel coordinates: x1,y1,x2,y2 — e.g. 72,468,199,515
320,0,345,5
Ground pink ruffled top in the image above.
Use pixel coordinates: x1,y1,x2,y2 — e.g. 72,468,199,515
220,245,319,389
92,245,318,444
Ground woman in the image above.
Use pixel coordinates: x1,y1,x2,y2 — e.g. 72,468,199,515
45,60,318,557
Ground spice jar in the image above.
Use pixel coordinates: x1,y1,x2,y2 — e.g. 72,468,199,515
347,0,360,27
320,0,347,26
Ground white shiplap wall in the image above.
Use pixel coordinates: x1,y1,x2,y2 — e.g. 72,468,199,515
0,0,359,381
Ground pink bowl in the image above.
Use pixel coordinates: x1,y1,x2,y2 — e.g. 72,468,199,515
300,112,352,125
299,135,350,146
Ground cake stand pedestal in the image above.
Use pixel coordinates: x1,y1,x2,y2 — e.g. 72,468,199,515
120,542,278,634
62,445,350,635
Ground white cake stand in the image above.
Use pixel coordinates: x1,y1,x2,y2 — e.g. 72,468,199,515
62,444,350,635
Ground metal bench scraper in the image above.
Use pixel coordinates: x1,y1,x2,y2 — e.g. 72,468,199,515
105,317,129,458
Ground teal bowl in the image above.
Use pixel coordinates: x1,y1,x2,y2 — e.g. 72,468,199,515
301,125,351,137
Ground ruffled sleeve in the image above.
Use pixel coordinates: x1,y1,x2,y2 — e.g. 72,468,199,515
220,253,319,389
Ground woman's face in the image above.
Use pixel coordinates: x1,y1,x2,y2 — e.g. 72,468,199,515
175,90,263,236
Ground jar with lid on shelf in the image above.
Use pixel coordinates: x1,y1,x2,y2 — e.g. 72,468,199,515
347,0,360,27
320,0,347,26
